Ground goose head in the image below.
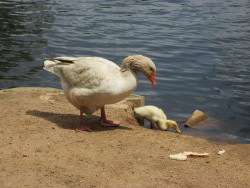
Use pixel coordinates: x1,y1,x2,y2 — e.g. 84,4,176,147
121,55,156,85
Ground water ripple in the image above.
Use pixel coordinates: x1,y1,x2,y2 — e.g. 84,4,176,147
0,0,249,143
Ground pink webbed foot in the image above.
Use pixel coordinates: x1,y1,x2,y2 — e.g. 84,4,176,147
99,118,121,127
99,106,121,127
76,106,91,132
76,123,91,132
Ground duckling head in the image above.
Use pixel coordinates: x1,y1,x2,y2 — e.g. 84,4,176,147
165,120,182,134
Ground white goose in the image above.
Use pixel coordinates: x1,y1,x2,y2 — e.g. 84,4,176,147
44,55,156,131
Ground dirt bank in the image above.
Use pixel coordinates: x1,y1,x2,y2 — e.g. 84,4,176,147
0,87,249,188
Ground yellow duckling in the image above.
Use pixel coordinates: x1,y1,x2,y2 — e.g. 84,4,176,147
133,105,181,133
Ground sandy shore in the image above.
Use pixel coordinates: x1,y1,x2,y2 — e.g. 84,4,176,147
0,87,249,188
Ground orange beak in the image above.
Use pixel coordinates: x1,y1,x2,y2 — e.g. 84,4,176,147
148,74,156,86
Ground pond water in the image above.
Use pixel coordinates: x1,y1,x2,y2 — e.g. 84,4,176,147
0,0,249,143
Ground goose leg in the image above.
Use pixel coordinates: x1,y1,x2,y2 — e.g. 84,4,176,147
76,106,91,132
99,106,121,127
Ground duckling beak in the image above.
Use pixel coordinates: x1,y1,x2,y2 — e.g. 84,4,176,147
148,74,156,86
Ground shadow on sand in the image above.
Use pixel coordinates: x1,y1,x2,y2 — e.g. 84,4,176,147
26,110,132,132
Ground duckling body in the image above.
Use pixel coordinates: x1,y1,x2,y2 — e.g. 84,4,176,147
133,105,181,133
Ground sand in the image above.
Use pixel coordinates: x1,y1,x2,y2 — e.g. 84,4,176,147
0,87,249,188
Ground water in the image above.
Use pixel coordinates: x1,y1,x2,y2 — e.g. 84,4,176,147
0,0,249,143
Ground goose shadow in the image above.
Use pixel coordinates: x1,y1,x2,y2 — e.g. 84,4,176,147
26,110,132,132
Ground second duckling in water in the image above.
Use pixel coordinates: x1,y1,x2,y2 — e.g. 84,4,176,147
133,105,182,133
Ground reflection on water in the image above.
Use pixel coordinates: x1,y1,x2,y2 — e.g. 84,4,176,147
0,0,54,87
0,0,249,143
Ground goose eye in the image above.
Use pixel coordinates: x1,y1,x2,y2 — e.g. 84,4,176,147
150,67,154,72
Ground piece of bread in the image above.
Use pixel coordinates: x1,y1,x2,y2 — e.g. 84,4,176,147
169,151,209,160
169,153,187,161
183,151,209,157
217,149,226,155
